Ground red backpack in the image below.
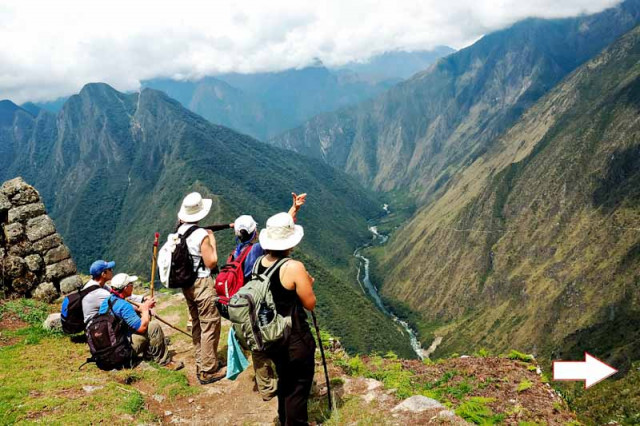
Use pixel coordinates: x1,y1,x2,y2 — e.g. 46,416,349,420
214,244,253,307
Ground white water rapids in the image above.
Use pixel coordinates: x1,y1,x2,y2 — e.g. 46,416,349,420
354,225,426,359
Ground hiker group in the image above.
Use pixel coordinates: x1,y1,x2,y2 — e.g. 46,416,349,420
61,191,319,425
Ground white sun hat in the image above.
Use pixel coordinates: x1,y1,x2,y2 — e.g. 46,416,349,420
178,192,212,223
259,212,304,251
234,215,258,237
110,273,139,290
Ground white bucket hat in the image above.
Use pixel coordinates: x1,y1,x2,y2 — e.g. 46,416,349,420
259,212,304,251
110,273,139,290
178,192,212,223
234,215,257,237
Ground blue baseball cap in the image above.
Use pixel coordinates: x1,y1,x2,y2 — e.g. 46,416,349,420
89,260,115,277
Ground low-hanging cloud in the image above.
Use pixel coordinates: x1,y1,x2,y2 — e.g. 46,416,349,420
0,0,621,103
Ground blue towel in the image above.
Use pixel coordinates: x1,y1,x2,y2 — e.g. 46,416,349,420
226,328,250,380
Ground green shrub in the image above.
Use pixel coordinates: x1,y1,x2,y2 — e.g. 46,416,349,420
517,379,533,392
506,350,534,363
455,397,504,424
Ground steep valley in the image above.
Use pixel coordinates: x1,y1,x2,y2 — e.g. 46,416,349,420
377,24,640,369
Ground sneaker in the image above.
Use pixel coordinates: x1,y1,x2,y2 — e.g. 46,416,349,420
163,360,184,371
197,367,226,385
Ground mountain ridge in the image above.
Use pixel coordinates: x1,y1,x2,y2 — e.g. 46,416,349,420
270,0,640,202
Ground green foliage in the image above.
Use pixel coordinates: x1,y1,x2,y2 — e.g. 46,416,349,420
455,397,504,425
475,348,491,358
506,350,534,363
517,379,533,392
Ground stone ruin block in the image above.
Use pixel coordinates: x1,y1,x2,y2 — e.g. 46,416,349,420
44,245,70,265
26,215,56,242
33,282,58,303
25,254,44,273
45,258,76,282
10,187,40,207
1,177,79,301
32,233,63,254
8,202,46,223
60,275,83,295
4,222,24,244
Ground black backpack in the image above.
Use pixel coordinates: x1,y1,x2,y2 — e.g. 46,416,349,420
168,225,204,288
60,284,100,334
85,298,134,370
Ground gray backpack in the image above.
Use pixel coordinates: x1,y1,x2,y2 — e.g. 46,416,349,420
228,256,292,352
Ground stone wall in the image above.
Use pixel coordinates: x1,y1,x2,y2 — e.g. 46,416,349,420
0,177,82,302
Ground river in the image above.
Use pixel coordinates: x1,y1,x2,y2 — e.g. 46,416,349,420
354,225,426,359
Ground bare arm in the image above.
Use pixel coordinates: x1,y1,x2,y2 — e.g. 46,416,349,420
135,297,156,334
283,260,316,311
288,192,307,221
200,230,218,269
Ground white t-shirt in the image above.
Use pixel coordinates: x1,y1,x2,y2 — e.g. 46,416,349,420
178,224,211,278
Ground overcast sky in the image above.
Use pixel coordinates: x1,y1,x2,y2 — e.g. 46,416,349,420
0,0,621,103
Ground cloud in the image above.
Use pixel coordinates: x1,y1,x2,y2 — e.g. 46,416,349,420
0,0,621,103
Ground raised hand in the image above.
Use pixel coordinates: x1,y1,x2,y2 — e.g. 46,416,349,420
291,192,307,210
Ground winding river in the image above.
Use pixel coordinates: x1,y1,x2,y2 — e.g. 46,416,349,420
354,225,426,359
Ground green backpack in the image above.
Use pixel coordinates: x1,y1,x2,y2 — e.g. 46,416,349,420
228,256,292,352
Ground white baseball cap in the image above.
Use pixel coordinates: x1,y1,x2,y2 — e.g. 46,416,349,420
110,273,139,290
234,215,257,237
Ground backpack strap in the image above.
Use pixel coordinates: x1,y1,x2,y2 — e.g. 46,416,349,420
181,225,205,272
251,255,265,277
263,257,290,280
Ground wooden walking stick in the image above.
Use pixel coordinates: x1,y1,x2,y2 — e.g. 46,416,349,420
311,311,333,411
128,299,192,338
150,232,159,299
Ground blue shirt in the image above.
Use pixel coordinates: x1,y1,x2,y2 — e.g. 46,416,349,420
98,295,142,333
234,242,264,279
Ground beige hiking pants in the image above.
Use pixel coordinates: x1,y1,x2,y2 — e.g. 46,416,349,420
183,276,221,374
251,351,278,400
131,321,171,365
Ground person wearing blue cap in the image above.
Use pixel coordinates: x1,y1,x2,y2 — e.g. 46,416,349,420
81,259,144,326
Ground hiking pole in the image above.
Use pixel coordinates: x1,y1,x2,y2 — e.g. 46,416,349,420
150,232,160,299
127,299,192,338
311,311,333,411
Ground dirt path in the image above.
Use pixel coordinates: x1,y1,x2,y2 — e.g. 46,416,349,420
148,292,278,425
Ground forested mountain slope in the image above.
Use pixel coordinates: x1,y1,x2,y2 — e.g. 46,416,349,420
0,84,415,357
271,0,640,203
377,25,640,368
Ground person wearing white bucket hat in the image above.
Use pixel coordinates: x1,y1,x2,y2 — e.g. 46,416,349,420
255,210,317,425
176,191,225,384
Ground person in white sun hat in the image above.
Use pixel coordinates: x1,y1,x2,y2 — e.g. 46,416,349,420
256,210,316,425
220,192,306,401
176,191,225,384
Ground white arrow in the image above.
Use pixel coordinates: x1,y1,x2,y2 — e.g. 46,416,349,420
553,352,618,389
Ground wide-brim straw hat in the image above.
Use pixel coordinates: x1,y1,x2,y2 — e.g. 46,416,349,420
259,212,304,251
178,192,212,223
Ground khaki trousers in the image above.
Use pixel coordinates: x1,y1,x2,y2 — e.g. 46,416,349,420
251,351,278,400
131,321,171,365
183,276,221,374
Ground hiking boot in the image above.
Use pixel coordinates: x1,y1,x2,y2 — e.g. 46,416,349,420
163,360,184,371
197,367,226,385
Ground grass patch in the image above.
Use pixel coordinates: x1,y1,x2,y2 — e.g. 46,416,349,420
0,299,198,423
